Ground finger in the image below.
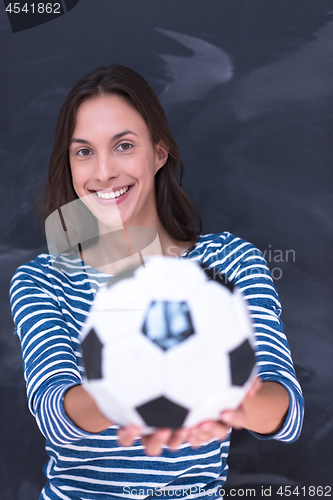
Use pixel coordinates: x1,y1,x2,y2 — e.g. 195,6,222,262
188,422,214,446
220,409,245,429
188,421,230,447
198,421,230,440
141,429,173,456
167,428,189,450
117,425,141,447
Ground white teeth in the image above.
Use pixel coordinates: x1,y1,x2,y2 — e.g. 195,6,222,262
94,186,130,199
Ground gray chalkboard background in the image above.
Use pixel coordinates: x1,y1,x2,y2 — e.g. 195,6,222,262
1,1,333,499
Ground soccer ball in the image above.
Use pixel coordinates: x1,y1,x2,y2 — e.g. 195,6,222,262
80,256,257,433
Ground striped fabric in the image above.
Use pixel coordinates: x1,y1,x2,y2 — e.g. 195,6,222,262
10,232,304,500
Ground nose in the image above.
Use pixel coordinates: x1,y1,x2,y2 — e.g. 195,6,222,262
94,152,119,183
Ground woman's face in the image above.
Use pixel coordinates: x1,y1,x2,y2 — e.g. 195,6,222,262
69,94,168,229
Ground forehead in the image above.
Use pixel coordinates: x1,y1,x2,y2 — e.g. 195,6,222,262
73,94,149,136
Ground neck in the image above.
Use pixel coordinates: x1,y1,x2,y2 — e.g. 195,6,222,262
81,219,191,275
156,229,191,258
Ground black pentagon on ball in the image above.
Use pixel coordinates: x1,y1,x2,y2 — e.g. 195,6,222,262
81,328,103,380
141,301,195,351
229,339,256,386
199,263,234,292
136,396,189,429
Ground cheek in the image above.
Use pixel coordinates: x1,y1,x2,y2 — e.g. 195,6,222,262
134,151,160,180
70,161,81,179
70,166,85,194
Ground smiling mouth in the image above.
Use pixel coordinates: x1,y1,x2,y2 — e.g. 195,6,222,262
90,185,132,200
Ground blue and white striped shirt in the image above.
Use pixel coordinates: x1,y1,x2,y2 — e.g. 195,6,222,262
10,232,304,500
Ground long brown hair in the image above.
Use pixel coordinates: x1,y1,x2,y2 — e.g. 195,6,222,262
38,64,202,251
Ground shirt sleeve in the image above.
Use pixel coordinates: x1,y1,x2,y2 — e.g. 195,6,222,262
205,234,304,442
9,258,94,447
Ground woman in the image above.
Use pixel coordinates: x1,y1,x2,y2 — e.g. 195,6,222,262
10,65,304,500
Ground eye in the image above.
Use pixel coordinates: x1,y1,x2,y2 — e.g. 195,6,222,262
116,143,132,152
77,148,92,156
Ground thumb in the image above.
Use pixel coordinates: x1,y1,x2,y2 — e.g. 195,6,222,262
220,408,245,430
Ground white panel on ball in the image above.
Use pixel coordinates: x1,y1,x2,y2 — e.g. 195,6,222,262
103,332,166,408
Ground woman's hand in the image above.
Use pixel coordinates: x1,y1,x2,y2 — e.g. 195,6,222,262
117,377,289,456
118,426,190,456
185,377,290,446
186,377,262,447
117,378,261,455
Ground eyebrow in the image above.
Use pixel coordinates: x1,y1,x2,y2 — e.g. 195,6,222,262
70,130,138,145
